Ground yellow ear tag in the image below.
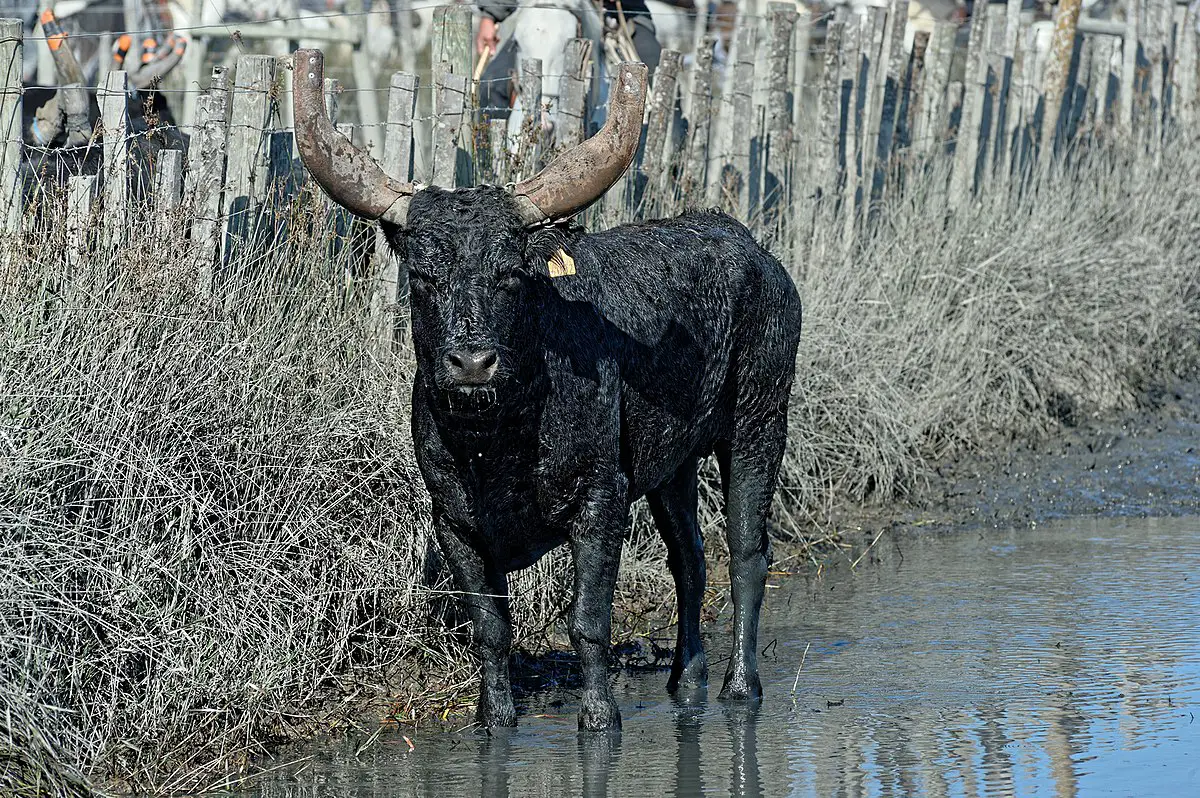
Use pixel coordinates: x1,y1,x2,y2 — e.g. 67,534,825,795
548,248,576,278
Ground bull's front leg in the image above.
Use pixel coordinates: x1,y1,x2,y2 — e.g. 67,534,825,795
566,487,628,732
434,514,516,728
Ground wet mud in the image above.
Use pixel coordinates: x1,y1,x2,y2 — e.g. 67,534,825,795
834,380,1200,541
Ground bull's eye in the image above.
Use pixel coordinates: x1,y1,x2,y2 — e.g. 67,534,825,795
409,267,436,293
496,273,521,292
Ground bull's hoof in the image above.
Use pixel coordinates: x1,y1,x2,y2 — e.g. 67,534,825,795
667,655,709,693
717,670,763,702
578,691,622,732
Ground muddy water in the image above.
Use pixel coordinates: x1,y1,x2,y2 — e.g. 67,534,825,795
242,516,1199,797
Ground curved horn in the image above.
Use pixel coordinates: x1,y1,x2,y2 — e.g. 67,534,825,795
510,61,648,225
292,49,413,225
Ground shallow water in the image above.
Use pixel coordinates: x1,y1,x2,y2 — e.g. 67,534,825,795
241,516,1199,797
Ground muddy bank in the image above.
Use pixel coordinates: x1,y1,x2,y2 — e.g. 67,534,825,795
828,380,1200,544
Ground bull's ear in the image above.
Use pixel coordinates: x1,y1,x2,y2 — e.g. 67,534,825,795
525,226,573,278
380,219,408,260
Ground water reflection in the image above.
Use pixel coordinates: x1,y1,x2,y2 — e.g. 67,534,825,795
240,516,1200,798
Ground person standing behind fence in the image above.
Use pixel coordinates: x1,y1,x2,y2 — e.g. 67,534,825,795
476,0,665,125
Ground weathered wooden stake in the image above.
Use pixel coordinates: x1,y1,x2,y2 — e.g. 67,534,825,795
556,39,591,149
642,48,683,205
840,10,865,242
816,16,845,193
66,175,95,270
1040,0,1083,155
728,19,758,221
1119,0,1141,136
431,5,473,89
951,6,990,205
99,70,130,248
489,118,510,185
187,92,228,295
432,71,468,188
155,149,183,237
914,21,955,158
516,57,543,179
0,19,21,233
1173,3,1198,128
371,71,418,353
765,1,797,215
683,36,715,206
872,0,909,198
223,55,277,256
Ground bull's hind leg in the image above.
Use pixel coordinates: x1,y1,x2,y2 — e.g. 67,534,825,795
647,458,709,692
715,410,788,701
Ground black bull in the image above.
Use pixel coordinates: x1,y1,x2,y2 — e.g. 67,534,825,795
292,52,802,731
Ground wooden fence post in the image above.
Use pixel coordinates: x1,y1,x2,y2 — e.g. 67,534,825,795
996,0,1024,183
913,21,955,159
432,72,468,188
99,70,130,249
764,2,797,219
431,4,473,83
489,118,510,185
223,55,277,259
371,71,418,353
839,10,866,244
816,16,845,195
792,7,812,131
871,0,909,200
187,87,229,296
642,48,683,207
1172,3,1198,128
684,35,716,206
951,6,990,205
66,175,95,270
347,0,383,153
1040,0,1082,154
1119,0,1141,136
726,19,758,219
556,39,591,149
516,57,543,179
155,149,183,237
0,18,21,234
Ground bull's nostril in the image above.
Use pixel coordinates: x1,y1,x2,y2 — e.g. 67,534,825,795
444,349,499,385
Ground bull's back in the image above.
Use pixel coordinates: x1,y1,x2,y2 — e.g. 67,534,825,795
559,211,801,496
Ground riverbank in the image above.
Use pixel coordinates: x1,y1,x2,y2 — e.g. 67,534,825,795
831,378,1200,548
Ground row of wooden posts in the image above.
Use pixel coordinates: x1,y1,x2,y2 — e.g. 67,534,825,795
2,2,1198,349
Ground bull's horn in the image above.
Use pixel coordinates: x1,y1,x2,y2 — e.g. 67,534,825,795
292,49,413,225
510,61,648,225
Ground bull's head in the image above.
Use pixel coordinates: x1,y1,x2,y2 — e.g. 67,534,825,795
292,50,647,412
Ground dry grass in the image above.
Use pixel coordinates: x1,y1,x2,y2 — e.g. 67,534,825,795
2,134,1198,794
